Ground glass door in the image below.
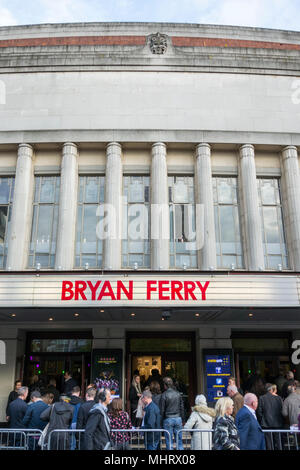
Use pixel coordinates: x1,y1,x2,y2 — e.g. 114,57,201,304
163,354,192,419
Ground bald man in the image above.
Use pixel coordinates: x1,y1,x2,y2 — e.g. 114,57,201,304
235,393,266,450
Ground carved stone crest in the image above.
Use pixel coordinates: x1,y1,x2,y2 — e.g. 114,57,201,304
149,32,168,54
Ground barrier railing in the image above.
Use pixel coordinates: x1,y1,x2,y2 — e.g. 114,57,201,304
262,429,300,451
110,429,171,451
0,429,43,450
176,429,214,450
1,427,300,451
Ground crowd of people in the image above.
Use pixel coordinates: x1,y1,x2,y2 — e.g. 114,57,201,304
4,369,300,451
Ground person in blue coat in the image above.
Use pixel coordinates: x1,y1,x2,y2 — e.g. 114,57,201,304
22,391,49,449
141,390,161,450
235,393,266,450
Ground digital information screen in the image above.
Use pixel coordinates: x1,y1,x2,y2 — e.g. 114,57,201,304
204,352,232,403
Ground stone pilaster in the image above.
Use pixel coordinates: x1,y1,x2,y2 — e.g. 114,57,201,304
7,144,34,270
195,143,217,270
103,142,123,270
151,142,169,270
55,143,79,270
281,146,300,270
239,144,265,270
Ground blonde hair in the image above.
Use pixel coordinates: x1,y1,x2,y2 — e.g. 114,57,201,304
215,397,233,417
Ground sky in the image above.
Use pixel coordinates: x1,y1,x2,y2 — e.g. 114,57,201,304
0,0,299,32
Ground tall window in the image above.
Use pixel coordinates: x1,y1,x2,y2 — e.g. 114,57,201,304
0,177,14,269
122,176,150,268
29,176,60,268
257,178,288,269
75,176,105,268
169,176,197,269
213,177,243,269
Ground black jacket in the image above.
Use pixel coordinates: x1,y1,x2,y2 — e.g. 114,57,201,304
257,392,284,428
129,386,141,409
7,397,27,428
160,387,185,421
40,401,73,448
63,377,77,396
84,404,111,450
6,391,18,416
76,400,95,429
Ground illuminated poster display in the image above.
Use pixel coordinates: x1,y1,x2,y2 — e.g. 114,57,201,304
91,349,123,398
204,350,232,403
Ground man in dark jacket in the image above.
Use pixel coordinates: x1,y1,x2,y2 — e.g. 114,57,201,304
69,386,84,450
257,384,283,450
84,388,112,450
77,387,97,429
160,377,185,450
141,390,161,450
63,371,77,396
6,386,28,447
40,395,73,450
281,371,295,400
6,379,22,417
22,391,49,450
7,386,28,428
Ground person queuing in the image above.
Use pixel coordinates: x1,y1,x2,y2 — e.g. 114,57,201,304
84,388,112,450
6,380,22,418
7,386,28,429
141,390,161,451
184,394,215,450
40,394,74,450
212,397,240,450
227,385,244,419
108,397,132,450
256,384,284,450
235,393,266,450
160,377,185,451
22,391,49,450
129,375,143,427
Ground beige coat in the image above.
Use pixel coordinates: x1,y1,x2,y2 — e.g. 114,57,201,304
183,405,216,450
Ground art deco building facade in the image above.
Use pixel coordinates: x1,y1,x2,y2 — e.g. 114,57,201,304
0,22,300,419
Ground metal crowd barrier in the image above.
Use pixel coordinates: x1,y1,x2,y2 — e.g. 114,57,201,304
262,429,300,451
176,429,214,451
0,429,43,450
110,429,171,451
46,429,85,450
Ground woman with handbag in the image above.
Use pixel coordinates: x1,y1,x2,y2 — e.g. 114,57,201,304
108,398,132,450
129,375,142,427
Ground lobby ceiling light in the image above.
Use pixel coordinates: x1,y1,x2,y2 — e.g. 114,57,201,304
195,313,200,317
130,312,136,317
249,313,254,317
48,317,54,321
11,313,16,318
74,313,80,317
100,309,105,313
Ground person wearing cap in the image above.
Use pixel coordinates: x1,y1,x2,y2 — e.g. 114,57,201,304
183,395,216,450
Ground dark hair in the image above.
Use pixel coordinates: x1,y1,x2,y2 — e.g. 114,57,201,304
72,386,81,394
97,388,110,403
151,369,159,376
15,380,22,386
150,381,161,395
49,378,56,386
30,390,41,400
109,398,123,417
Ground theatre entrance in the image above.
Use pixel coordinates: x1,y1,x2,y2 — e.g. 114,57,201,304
126,332,196,416
24,332,92,394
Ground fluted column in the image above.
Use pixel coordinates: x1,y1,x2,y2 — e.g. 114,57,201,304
151,142,169,270
195,143,217,270
7,144,35,270
103,142,122,270
281,146,300,270
239,144,265,270
55,143,79,270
